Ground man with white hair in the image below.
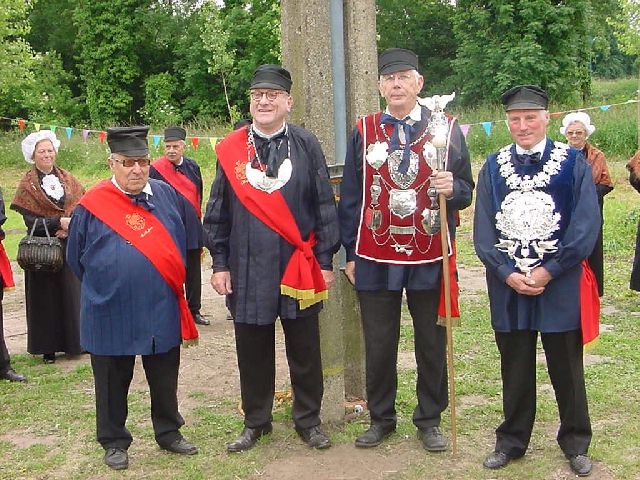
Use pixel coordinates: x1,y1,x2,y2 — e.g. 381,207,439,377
474,85,600,477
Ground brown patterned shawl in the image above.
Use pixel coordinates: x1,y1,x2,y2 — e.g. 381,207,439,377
10,165,85,218
584,143,613,188
627,150,640,193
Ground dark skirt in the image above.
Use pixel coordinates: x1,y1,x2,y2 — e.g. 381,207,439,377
24,260,81,355
631,220,640,291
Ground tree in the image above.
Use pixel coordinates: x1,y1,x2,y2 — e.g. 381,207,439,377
453,0,592,104
609,0,640,55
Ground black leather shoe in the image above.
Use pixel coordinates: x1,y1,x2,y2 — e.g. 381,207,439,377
483,451,511,469
104,448,128,470
418,426,447,452
568,454,592,477
354,424,395,448
43,354,55,364
160,437,198,455
0,368,26,382
296,425,331,449
227,425,273,453
193,313,210,326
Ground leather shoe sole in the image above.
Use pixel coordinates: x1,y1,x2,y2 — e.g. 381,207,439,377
296,426,331,449
418,426,447,452
483,451,511,469
227,425,273,453
354,424,395,448
160,437,198,455
104,448,128,470
569,454,592,477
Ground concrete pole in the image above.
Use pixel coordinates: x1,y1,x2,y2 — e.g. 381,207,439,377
281,0,378,423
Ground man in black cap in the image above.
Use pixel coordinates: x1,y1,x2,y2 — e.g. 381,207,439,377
203,64,340,452
67,126,199,470
150,127,209,326
473,85,599,476
338,48,474,451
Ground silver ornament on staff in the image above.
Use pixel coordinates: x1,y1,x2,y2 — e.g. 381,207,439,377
419,92,459,456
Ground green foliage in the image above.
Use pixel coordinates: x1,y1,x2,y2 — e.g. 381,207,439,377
138,73,182,128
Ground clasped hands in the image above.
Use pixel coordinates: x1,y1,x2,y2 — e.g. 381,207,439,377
505,267,552,296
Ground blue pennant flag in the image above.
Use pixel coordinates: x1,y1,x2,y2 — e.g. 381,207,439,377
482,122,492,136
65,127,73,139
153,135,161,147
599,105,610,111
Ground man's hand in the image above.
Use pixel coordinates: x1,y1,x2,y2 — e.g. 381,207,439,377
59,217,71,231
344,261,355,285
528,266,552,288
430,170,454,199
505,272,545,296
211,271,232,295
322,269,336,290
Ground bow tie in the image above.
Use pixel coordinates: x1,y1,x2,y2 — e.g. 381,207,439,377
254,130,287,178
516,151,541,166
380,113,414,174
129,193,155,211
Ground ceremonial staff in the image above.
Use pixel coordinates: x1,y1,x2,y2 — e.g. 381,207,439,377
420,93,458,455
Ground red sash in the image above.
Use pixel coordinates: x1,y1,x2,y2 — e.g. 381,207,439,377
437,240,460,326
79,180,198,344
152,156,202,218
215,129,327,309
580,260,600,351
0,243,15,290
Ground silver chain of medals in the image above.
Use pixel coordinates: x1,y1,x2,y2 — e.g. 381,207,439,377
496,142,568,190
246,127,291,169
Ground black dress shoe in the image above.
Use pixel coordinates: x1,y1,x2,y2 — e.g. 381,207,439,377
160,437,198,455
43,354,55,364
0,368,26,382
568,454,592,476
417,426,447,452
104,448,129,470
354,424,395,448
483,451,511,469
296,425,331,449
227,425,273,453
193,313,210,326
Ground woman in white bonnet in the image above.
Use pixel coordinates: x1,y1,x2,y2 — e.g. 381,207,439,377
10,130,85,364
560,112,613,296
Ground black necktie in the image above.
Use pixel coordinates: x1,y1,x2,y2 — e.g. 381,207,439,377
254,131,287,178
130,193,155,211
517,152,541,166
380,113,414,174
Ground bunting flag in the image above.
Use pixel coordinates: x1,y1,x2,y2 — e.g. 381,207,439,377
1,97,635,145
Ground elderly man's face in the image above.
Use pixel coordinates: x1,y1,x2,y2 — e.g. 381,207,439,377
564,121,588,150
164,140,186,164
33,140,56,174
109,154,150,194
249,89,292,135
507,109,549,150
378,69,424,117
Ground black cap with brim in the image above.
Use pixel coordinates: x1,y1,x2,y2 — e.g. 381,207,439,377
251,64,292,92
107,126,149,156
378,48,419,75
501,85,549,111
164,126,186,141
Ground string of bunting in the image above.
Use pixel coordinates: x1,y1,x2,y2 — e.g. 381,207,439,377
1,98,636,147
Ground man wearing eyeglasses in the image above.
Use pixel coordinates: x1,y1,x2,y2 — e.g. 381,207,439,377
203,64,340,452
150,127,209,327
338,48,474,451
67,126,199,470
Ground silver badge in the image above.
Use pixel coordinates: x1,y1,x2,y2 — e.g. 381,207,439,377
387,149,419,189
389,189,417,219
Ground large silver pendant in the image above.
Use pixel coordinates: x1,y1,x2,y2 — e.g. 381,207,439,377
495,190,560,274
387,149,419,189
421,207,440,235
245,158,292,193
389,188,417,219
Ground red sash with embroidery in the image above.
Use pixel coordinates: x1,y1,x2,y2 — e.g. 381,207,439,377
79,180,198,344
580,260,600,351
0,243,15,290
152,156,201,218
215,128,327,309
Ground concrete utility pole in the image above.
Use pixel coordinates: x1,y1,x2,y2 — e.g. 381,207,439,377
281,0,378,422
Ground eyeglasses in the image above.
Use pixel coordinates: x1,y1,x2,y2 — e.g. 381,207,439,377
113,157,151,167
35,149,56,155
250,90,287,102
566,130,586,136
380,73,414,85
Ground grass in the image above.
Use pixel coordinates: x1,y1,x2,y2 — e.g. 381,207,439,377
1,77,639,479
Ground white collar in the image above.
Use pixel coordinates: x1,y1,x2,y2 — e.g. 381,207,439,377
252,123,287,140
515,137,547,155
384,103,422,123
111,176,153,196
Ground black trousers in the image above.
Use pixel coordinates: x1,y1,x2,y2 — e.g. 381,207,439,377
358,289,448,430
494,330,592,458
186,249,202,315
234,313,323,430
90,346,185,450
0,281,11,373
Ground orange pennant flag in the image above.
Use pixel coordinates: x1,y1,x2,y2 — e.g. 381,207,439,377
98,131,106,143
191,137,199,150
17,119,26,131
